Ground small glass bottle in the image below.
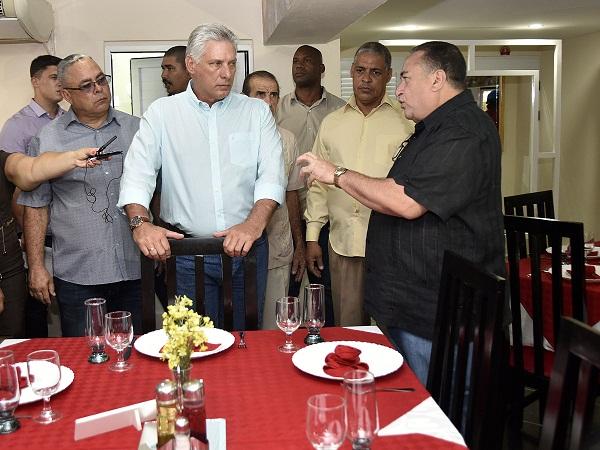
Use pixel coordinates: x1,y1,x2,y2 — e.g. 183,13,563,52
182,379,209,448
156,380,178,448
173,416,191,450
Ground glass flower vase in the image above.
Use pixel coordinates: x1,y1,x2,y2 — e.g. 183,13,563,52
172,364,192,412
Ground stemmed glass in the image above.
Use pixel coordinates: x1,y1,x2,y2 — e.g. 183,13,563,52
343,369,379,450
26,349,62,424
584,231,595,257
304,284,325,345
306,393,347,450
105,311,134,372
85,298,109,364
275,296,301,353
0,350,20,433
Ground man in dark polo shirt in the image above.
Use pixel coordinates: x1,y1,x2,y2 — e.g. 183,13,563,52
297,41,504,384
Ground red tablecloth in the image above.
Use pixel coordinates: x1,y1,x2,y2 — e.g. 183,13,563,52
518,257,600,346
2,328,466,450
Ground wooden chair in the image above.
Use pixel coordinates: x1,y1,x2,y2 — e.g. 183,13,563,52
504,190,555,219
539,317,600,450
504,190,555,256
503,215,586,437
427,250,507,450
140,237,258,333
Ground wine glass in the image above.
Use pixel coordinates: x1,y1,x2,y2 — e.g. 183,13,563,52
584,231,595,257
275,296,301,353
304,284,325,345
105,310,134,372
85,298,109,364
343,369,379,450
306,393,347,450
0,350,20,433
26,349,62,424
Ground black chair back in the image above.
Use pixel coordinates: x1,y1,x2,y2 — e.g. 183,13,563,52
427,250,506,450
140,237,258,333
539,317,600,450
504,215,586,439
504,190,555,255
504,190,555,218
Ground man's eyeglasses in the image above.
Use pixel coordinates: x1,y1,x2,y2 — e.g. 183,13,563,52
63,74,111,94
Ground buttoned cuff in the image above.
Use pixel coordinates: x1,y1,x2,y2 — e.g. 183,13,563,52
116,186,152,211
254,182,285,205
306,221,325,242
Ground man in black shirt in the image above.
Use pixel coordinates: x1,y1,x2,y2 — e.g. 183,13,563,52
297,41,504,384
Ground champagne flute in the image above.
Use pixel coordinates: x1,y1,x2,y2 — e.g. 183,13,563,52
343,369,379,450
85,298,109,364
0,350,20,433
275,296,301,353
304,284,325,345
105,311,134,372
306,393,347,450
26,349,62,424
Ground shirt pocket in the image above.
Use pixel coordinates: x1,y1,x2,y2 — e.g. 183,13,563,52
228,132,256,167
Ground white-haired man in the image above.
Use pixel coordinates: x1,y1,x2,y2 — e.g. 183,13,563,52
118,24,285,330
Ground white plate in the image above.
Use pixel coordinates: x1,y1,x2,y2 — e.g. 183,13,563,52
16,362,74,405
134,328,235,359
547,264,600,283
546,245,600,260
291,340,403,380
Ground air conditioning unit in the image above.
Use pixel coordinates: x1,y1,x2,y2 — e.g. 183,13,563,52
0,0,53,43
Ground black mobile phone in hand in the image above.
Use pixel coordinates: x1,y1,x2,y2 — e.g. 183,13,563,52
93,151,123,160
97,135,117,154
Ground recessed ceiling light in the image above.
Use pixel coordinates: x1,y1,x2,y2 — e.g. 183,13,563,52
390,24,422,31
528,23,544,29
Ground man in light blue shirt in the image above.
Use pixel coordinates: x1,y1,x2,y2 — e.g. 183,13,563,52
118,23,285,329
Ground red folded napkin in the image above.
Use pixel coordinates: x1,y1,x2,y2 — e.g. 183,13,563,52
160,342,220,353
323,344,369,377
15,366,31,389
567,265,600,279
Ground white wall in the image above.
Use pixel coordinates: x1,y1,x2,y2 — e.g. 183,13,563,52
0,0,341,124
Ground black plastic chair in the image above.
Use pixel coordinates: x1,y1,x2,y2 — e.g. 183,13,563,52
539,317,600,450
140,237,258,333
504,215,586,438
427,250,507,450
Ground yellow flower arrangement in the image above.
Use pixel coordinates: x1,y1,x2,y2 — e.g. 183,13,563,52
161,295,214,370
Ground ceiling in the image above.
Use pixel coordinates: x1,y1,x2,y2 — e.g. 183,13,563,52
340,0,600,49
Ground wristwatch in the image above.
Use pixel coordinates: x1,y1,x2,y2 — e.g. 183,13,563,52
333,166,348,188
129,215,150,231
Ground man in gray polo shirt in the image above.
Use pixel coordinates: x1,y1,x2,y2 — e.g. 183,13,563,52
19,54,142,337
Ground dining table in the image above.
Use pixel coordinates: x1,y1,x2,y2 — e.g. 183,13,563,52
518,252,600,347
1,326,467,450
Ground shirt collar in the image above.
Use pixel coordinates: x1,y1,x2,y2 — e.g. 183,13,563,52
185,81,233,110
290,86,327,107
28,99,65,118
419,89,474,131
345,94,394,115
62,106,119,129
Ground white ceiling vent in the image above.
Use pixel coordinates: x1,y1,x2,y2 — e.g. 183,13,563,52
0,0,53,43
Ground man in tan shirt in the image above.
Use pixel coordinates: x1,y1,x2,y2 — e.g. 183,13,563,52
242,70,304,329
305,42,413,326
277,45,346,320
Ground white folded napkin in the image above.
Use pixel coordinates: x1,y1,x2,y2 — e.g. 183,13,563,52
74,399,156,440
378,397,466,447
138,418,226,450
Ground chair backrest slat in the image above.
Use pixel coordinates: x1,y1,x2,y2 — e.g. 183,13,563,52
141,237,258,333
427,250,506,450
539,317,600,450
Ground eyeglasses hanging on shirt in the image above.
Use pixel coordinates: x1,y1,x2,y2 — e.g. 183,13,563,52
391,123,425,161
